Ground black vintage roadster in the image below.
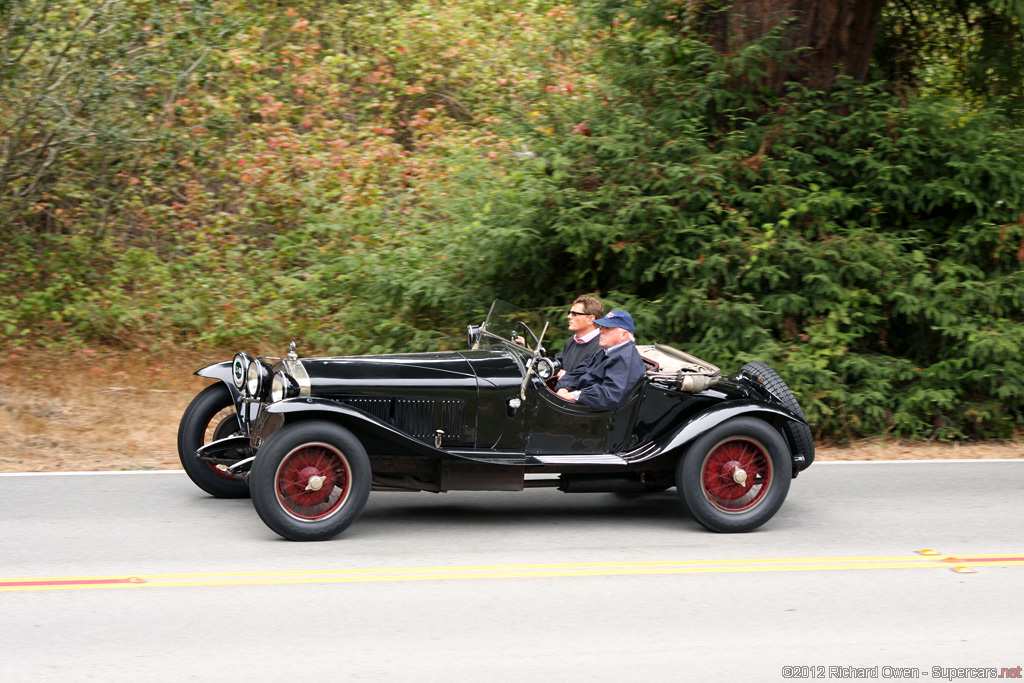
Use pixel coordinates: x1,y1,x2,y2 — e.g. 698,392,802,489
178,300,814,541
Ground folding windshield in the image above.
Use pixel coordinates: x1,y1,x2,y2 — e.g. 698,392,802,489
479,300,550,351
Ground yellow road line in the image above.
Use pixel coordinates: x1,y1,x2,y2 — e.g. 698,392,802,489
4,554,1023,592
0,555,944,583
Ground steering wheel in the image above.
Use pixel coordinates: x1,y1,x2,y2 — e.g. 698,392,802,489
515,319,552,401
512,321,541,350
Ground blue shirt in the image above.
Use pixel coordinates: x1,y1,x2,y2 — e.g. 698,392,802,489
554,342,647,410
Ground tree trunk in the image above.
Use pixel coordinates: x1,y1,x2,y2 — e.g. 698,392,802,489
702,0,886,91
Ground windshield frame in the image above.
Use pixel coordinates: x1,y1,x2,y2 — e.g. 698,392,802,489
478,300,550,354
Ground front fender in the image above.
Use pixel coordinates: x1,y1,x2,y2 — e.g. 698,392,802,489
195,361,257,432
624,400,806,464
195,361,244,405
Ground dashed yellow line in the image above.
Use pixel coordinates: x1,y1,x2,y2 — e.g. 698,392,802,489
3,553,1022,592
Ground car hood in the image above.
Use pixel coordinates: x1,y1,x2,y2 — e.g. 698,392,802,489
298,351,480,396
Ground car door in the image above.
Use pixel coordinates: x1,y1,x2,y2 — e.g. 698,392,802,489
524,377,645,455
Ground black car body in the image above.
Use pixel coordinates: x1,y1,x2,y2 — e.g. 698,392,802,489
178,300,814,541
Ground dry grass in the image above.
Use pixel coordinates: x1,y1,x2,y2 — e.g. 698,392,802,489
0,348,213,472
0,348,1021,473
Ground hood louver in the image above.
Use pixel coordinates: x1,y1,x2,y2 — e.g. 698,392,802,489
342,397,465,442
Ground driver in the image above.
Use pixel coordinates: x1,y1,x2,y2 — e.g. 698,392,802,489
555,295,604,376
555,310,646,410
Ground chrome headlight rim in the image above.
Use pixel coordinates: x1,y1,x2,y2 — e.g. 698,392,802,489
536,357,559,381
232,353,249,389
271,372,285,403
246,360,267,398
271,371,299,403
467,324,481,349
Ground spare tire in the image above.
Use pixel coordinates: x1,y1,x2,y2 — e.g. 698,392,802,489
739,361,815,470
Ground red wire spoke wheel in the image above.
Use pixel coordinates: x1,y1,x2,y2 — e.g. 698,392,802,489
177,383,250,498
677,416,792,533
274,443,352,521
250,421,372,541
200,406,242,481
700,437,772,512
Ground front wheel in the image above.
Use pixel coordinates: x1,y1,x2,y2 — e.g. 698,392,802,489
677,416,792,533
249,421,372,541
177,383,250,498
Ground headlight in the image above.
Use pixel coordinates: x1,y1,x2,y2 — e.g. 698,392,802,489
232,353,249,389
536,357,560,380
246,360,267,398
271,372,299,403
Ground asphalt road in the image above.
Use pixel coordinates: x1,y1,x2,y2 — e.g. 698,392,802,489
2,461,1023,682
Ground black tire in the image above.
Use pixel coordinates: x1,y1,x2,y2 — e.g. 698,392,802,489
177,383,250,498
249,421,372,541
677,416,792,532
740,361,815,469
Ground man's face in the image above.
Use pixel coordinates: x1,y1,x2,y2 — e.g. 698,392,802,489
567,303,595,334
598,325,628,349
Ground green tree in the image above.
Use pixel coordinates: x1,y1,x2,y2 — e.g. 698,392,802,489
469,2,1024,440
699,0,886,89
0,0,233,237
876,0,1024,111
600,0,1024,108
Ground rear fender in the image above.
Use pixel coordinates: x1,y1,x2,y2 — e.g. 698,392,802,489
638,400,806,464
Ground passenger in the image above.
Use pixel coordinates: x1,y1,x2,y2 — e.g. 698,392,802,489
555,295,604,376
554,310,646,410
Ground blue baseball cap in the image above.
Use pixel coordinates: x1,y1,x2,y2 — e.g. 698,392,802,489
593,310,635,334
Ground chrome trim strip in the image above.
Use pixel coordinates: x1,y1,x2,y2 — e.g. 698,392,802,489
286,358,312,398
227,456,256,473
533,454,628,465
195,434,251,458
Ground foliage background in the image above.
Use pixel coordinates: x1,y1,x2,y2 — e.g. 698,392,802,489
2,0,1023,442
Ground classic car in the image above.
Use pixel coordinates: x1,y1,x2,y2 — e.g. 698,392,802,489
177,300,814,541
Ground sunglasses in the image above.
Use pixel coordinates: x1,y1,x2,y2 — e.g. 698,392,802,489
568,311,591,317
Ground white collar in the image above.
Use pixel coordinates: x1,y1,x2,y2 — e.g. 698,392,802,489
574,328,600,343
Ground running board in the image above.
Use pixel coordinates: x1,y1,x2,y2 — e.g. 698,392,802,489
445,451,629,466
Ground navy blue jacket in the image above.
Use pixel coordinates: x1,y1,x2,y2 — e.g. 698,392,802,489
554,342,647,411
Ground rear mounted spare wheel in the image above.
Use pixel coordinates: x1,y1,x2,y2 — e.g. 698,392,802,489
740,361,814,470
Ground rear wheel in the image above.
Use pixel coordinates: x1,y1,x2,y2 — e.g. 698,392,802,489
677,416,791,532
249,421,372,541
177,383,250,498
